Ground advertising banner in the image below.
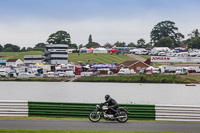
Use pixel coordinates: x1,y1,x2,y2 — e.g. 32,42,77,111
151,56,200,63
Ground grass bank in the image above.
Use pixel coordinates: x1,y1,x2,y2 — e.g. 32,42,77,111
0,51,42,61
0,129,181,133
68,53,133,64
74,75,198,84
0,52,133,64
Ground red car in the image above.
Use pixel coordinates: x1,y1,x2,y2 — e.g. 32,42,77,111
188,69,196,73
109,49,118,54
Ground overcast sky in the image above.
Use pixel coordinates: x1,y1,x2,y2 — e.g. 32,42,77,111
0,0,200,48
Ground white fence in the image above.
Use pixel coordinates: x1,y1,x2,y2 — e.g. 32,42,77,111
151,56,200,63
0,100,28,116
156,104,200,121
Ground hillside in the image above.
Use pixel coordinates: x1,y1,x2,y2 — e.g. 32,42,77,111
0,51,42,61
0,52,133,64
69,53,133,64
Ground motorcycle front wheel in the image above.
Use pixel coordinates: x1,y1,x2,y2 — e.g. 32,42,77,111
117,110,128,123
89,111,101,122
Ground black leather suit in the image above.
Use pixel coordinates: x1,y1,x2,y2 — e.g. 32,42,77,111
103,97,119,114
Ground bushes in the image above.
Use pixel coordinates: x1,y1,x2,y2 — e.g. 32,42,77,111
74,75,188,83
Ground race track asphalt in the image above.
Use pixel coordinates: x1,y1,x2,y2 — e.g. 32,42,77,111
0,119,200,132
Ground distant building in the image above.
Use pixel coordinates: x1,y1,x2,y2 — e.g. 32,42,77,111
6,59,24,67
24,55,43,66
118,60,149,73
43,44,68,65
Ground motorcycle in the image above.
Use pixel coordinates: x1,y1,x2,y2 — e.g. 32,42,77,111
89,103,129,123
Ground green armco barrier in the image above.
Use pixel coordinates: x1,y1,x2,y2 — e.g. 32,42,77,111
28,101,155,120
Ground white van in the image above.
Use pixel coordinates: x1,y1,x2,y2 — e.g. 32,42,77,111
175,68,188,75
118,69,136,75
47,72,55,77
64,71,75,77
0,69,8,77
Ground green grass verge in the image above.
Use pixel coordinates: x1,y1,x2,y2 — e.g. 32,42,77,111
138,55,151,59
0,52,132,64
74,75,190,83
0,129,181,133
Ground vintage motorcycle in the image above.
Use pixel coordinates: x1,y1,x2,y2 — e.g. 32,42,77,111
89,103,129,123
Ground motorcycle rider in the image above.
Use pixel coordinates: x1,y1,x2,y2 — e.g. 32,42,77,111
102,94,119,117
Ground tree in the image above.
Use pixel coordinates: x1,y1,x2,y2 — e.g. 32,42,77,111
20,47,26,52
69,43,78,49
85,42,100,48
188,29,200,38
4,44,13,50
32,43,46,51
145,42,153,49
114,41,126,47
85,35,100,48
3,43,20,52
88,34,92,44
150,20,184,47
0,44,3,52
154,37,173,48
47,30,71,44
79,44,83,49
4,47,12,52
27,47,33,51
188,37,200,49
34,43,46,48
127,42,136,47
137,39,145,48
12,45,20,52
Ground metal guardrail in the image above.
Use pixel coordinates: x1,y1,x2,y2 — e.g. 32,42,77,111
2,100,200,122
0,100,200,121
0,100,28,116
155,104,200,121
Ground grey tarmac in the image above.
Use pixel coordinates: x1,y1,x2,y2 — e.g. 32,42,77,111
0,119,200,132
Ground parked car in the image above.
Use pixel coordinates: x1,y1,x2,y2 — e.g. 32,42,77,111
158,52,166,56
175,68,188,75
139,68,146,74
47,72,55,77
81,71,93,77
64,71,75,77
109,49,119,54
58,72,66,77
29,73,36,78
118,69,136,75
18,73,30,78
0,70,8,78
141,50,149,55
90,71,100,77
188,68,196,73
81,69,99,77
8,72,17,78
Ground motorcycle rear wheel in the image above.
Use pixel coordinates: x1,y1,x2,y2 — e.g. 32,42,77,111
117,110,128,123
89,111,101,122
